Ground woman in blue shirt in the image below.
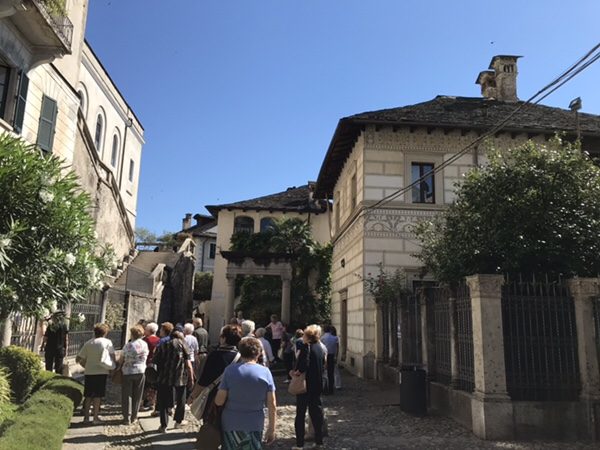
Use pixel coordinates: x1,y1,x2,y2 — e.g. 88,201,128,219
215,337,277,449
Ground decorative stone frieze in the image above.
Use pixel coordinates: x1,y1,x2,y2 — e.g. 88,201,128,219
364,208,440,239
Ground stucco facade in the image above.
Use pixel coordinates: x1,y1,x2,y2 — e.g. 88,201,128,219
317,56,600,379
206,186,330,340
0,0,144,260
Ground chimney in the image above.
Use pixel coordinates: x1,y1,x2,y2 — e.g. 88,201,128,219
182,213,192,230
476,55,521,102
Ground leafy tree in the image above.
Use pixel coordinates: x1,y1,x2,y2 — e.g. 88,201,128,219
0,135,113,321
135,227,157,243
414,138,600,282
193,272,213,301
231,218,332,328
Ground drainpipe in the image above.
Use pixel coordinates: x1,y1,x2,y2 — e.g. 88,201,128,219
200,237,208,272
118,109,133,190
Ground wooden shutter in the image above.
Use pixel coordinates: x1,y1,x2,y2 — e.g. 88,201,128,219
37,95,58,152
13,71,29,133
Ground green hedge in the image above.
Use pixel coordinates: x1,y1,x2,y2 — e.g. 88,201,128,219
31,370,58,394
0,346,42,403
0,377,83,450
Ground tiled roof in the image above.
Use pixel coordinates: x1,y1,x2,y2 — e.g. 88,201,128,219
315,96,600,197
206,185,328,217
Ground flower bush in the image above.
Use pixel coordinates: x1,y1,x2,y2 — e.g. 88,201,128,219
0,134,113,320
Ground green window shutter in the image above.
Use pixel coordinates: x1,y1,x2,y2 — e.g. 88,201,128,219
37,95,58,152
13,71,29,133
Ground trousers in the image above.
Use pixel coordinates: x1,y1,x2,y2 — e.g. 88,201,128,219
121,373,145,422
45,349,64,373
326,354,336,394
157,384,186,428
294,392,324,447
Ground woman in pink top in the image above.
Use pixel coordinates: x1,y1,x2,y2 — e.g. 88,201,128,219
265,314,284,362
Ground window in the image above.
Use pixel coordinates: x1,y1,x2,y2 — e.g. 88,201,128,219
77,87,88,119
233,216,254,234
208,243,216,259
110,133,119,168
260,217,276,233
13,71,28,133
0,65,10,117
94,113,104,153
335,191,341,231
128,159,135,182
350,172,357,209
411,162,435,203
36,95,58,152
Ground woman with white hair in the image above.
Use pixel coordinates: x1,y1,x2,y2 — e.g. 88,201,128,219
241,320,267,366
142,322,160,412
255,328,274,366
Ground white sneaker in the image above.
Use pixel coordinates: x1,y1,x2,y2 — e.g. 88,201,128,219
157,425,167,433
174,421,188,429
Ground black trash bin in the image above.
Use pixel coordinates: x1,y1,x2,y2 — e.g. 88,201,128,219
400,366,427,416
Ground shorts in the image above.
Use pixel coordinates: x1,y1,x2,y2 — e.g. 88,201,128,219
84,374,108,398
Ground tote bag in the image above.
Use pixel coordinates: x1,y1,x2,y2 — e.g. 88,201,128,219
288,371,307,395
191,352,241,421
99,346,115,371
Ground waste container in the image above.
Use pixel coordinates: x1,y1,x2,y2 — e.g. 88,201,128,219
400,366,427,416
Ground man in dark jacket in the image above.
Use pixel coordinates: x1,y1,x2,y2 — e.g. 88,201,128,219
41,311,69,373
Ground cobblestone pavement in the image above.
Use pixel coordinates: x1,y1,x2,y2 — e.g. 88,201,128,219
65,371,597,449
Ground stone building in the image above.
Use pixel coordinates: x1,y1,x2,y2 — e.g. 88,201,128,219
0,0,144,258
0,0,145,349
314,55,600,379
205,184,330,340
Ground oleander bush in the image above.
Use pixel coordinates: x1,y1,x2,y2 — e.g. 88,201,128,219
0,345,42,403
0,376,83,449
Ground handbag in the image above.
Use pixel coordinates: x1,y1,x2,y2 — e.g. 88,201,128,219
99,347,115,371
288,371,307,395
196,403,222,450
191,352,241,421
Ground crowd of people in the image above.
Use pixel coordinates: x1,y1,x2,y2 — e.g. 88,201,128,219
65,312,341,450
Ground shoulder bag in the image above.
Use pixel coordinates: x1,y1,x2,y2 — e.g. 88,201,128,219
191,352,240,421
99,342,116,371
196,403,223,450
288,344,309,396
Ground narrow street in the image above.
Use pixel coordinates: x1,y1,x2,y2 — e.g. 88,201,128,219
63,371,597,450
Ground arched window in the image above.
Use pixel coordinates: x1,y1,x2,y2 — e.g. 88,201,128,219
110,132,120,168
77,88,87,119
234,216,254,234
260,217,276,233
94,113,104,154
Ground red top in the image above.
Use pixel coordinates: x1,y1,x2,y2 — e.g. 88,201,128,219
144,335,160,364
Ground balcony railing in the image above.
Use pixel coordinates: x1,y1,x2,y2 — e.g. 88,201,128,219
31,0,73,51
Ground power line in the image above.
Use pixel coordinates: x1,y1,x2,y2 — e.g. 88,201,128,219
359,43,600,216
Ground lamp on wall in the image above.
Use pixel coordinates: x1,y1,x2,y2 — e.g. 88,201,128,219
340,258,346,268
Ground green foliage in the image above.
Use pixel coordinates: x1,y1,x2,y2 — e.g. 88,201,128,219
0,367,10,405
31,370,58,394
231,218,332,328
0,134,114,320
41,376,84,408
0,388,75,450
194,272,213,300
414,138,600,282
42,0,67,16
0,346,42,404
363,263,411,304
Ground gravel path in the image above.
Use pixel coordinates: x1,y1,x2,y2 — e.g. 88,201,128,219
66,371,597,449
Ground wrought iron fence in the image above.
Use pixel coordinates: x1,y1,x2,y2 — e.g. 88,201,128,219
594,296,600,372
454,281,474,392
501,274,580,401
427,286,452,385
399,293,422,367
66,294,102,357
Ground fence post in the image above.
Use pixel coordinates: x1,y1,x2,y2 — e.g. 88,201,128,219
1,317,12,347
466,274,512,440
419,291,429,369
567,278,600,401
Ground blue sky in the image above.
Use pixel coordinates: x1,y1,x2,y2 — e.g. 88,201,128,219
85,0,600,234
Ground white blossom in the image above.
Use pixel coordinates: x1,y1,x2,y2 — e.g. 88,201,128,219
0,237,11,249
39,189,54,203
77,313,85,323
49,300,58,312
64,253,76,266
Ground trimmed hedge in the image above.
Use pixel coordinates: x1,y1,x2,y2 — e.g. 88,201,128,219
31,370,58,394
0,390,72,449
0,346,42,403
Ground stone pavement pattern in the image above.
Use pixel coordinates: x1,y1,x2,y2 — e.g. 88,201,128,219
63,372,597,449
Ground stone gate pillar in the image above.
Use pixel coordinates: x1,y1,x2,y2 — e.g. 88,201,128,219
466,274,512,440
567,278,600,402
225,274,236,324
281,276,292,325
